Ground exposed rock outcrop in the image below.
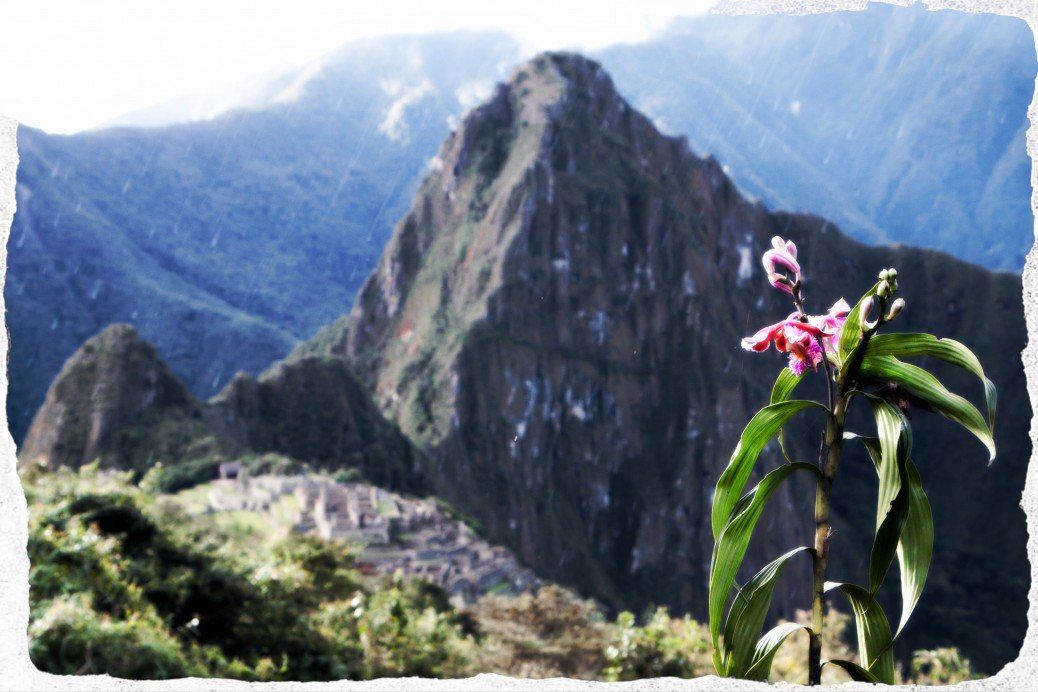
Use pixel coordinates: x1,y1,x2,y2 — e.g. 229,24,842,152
208,356,425,492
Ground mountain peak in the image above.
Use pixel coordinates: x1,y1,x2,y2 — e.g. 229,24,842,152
509,51,615,99
207,354,426,492
318,51,721,380
18,324,207,473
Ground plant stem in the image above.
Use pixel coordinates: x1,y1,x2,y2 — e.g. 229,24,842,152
808,396,846,684
789,284,881,684
806,302,883,685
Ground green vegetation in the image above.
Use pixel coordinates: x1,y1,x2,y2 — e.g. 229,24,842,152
603,608,711,681
24,466,979,682
25,467,468,680
140,452,316,496
712,256,999,684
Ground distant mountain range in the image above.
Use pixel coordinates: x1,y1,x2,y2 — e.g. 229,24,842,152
8,32,521,439
21,52,1030,673
597,6,1035,269
9,6,1032,441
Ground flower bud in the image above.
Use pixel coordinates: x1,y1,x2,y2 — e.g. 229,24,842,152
887,268,898,280
879,269,889,281
886,298,905,321
859,296,876,330
877,282,889,298
762,238,801,295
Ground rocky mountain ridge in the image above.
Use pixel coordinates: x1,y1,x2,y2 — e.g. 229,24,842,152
19,324,425,493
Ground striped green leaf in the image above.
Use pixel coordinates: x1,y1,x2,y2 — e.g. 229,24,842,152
848,431,933,637
770,368,805,405
844,430,903,593
709,463,820,648
865,332,996,431
895,458,933,635
825,582,895,684
862,395,911,531
858,395,912,593
744,622,808,682
722,546,810,677
711,400,824,539
860,354,995,462
770,369,805,463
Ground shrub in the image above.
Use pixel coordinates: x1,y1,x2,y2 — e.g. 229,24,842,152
603,607,711,681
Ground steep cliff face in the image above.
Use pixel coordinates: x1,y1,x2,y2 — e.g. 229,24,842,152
312,54,1029,669
18,324,214,474
207,356,425,492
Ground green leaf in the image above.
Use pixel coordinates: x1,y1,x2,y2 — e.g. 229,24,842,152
869,476,909,597
837,282,880,365
743,623,808,682
895,458,933,635
711,400,824,538
862,395,911,531
770,368,804,405
860,354,995,462
825,582,895,684
865,333,996,431
848,432,933,636
709,463,820,647
770,369,805,463
824,659,881,683
858,395,912,593
722,546,810,677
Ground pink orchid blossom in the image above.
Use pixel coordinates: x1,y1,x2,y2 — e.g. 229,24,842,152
762,236,801,294
741,298,849,375
808,298,851,351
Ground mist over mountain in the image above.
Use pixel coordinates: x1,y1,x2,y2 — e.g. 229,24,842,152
8,5,1033,454
8,32,520,439
597,5,1036,270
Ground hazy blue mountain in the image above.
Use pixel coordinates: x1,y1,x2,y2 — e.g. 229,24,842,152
597,4,1036,270
9,6,1033,440
8,32,521,438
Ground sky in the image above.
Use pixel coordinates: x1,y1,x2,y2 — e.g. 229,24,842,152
1,0,718,134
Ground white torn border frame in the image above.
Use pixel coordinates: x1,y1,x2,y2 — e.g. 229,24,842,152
1,0,1037,689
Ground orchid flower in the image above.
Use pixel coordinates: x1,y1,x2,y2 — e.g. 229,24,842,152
808,298,851,351
741,299,848,375
762,236,801,294
741,314,830,375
